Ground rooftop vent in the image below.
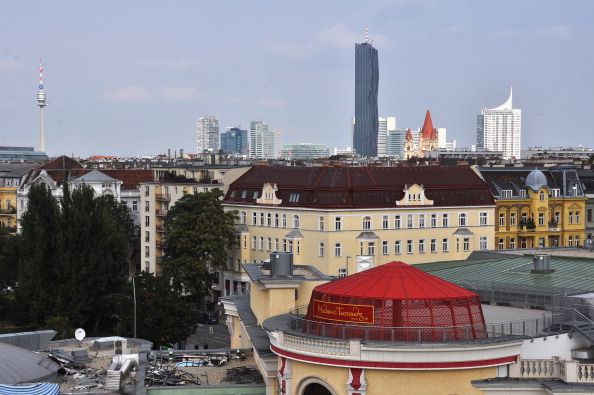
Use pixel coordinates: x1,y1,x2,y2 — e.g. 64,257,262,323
270,252,293,278
531,254,554,274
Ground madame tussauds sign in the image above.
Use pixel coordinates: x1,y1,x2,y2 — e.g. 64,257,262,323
311,300,375,324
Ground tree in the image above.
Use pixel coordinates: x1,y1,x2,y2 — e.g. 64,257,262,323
162,189,237,300
16,183,132,334
116,272,194,348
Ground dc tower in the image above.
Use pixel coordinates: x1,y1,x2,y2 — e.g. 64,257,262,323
36,61,47,152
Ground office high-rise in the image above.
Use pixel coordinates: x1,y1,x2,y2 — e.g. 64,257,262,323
353,37,379,157
249,121,275,159
220,127,249,156
477,87,521,160
196,115,219,153
378,117,396,157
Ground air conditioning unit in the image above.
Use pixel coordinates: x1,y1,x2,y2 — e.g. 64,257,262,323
114,338,127,355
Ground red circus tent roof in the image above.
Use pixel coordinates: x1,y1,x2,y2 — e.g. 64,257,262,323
314,261,477,300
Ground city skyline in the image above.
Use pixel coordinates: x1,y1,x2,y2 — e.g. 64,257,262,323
0,1,593,156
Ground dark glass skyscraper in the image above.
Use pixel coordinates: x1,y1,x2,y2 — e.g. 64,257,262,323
220,127,248,155
353,41,379,157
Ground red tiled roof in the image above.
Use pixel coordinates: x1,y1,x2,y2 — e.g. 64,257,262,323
40,155,83,170
224,166,494,208
102,170,154,190
421,110,434,139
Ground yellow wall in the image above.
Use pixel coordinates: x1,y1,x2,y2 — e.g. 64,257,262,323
290,359,496,395
226,204,495,276
0,186,17,231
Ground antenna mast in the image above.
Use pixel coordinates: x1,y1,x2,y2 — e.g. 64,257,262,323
36,61,47,152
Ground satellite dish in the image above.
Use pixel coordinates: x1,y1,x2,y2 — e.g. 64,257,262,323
75,328,86,341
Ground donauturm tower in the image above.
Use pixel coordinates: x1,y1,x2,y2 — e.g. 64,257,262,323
36,61,47,152
353,29,379,157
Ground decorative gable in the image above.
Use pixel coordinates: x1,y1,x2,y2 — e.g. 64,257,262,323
256,182,283,205
396,184,434,206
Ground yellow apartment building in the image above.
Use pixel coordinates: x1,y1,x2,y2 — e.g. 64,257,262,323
0,186,17,232
222,165,496,286
479,167,586,249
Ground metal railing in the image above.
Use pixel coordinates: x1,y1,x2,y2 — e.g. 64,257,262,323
286,305,560,343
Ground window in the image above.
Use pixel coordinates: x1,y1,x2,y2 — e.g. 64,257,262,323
145,246,149,258
501,190,512,198
538,213,545,226
275,213,280,227
283,239,287,252
267,213,272,226
144,185,150,196
335,243,342,257
442,238,449,252
480,212,488,226
145,261,150,272
568,235,574,246
240,211,247,224
498,238,505,249
132,201,137,211
145,231,150,242
510,238,516,249
319,242,325,257
458,213,467,226
367,242,375,256
318,216,325,231
338,268,347,278
145,216,149,227
407,240,413,254
394,215,401,229
430,239,436,253
288,240,293,253
260,212,264,226
251,236,256,249
293,215,300,229
395,240,401,254
145,200,150,212
382,240,389,255
480,236,488,250
588,209,593,223
282,214,287,228
576,235,580,247
569,212,574,224
267,238,272,251
252,212,257,225
289,193,300,203
539,191,545,201
275,238,279,251
419,214,425,228
554,212,560,224
519,190,526,198
259,237,264,250
442,213,449,227
382,215,389,229
335,216,342,231
510,212,517,226
407,214,414,229
463,238,470,252
576,212,581,224
419,239,425,254
499,213,505,226
431,214,437,228
362,216,372,230
297,240,301,255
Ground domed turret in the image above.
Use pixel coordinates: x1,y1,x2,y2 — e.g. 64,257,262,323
526,168,547,191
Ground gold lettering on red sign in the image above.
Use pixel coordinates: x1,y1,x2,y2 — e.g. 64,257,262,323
312,300,374,324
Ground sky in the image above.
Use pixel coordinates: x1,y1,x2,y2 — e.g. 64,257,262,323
1,0,593,157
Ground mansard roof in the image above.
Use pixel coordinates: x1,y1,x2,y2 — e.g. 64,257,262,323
224,165,495,209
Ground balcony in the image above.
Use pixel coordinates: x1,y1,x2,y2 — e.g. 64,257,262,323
156,225,166,233
0,208,16,215
155,193,170,201
512,358,594,384
156,209,168,217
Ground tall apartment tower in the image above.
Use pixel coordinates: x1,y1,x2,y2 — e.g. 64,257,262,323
196,115,220,153
378,117,396,157
220,127,249,156
249,121,275,159
353,32,379,157
477,87,521,160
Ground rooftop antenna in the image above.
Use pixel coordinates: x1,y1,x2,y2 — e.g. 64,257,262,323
36,61,47,152
365,27,369,44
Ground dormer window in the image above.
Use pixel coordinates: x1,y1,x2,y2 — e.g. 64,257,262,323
551,188,560,197
253,191,260,199
289,193,300,203
241,190,247,199
519,190,526,198
396,184,434,206
501,190,512,198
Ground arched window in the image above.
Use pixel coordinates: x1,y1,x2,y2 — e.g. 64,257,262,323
540,191,546,201
240,211,246,224
293,215,300,229
362,216,371,230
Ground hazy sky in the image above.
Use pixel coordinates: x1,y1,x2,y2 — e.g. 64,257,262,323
1,1,593,157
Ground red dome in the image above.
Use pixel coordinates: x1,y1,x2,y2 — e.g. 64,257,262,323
304,261,486,342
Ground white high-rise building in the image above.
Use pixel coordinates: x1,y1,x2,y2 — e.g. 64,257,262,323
477,87,521,160
378,117,397,157
249,121,275,159
196,115,220,153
